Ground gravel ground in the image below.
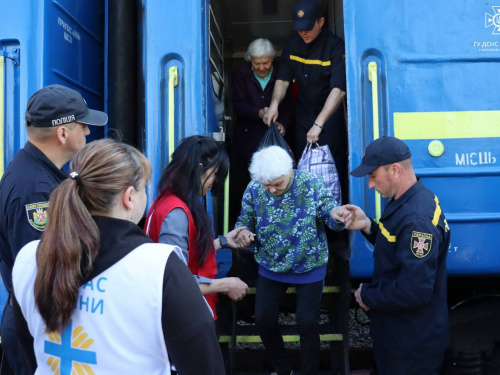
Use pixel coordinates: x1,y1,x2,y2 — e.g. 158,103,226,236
348,308,372,349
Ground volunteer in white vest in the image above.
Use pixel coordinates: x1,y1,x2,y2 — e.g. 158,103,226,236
12,139,225,375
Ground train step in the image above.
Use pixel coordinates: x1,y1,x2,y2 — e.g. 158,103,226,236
219,321,343,345
244,284,341,296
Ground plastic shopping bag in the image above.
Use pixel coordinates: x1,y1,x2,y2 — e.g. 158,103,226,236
258,122,296,164
298,143,341,204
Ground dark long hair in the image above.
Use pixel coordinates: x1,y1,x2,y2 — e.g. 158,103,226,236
157,135,229,266
34,139,151,332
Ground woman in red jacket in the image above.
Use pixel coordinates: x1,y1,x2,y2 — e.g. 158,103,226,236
145,135,248,318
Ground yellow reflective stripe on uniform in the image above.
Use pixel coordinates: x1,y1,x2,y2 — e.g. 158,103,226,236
433,196,441,227
289,55,331,66
378,222,396,242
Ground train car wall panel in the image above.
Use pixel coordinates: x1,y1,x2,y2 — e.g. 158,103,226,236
344,0,500,277
44,0,106,144
141,0,213,204
0,0,105,164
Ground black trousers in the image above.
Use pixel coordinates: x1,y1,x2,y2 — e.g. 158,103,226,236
1,301,28,375
255,275,324,375
374,346,445,375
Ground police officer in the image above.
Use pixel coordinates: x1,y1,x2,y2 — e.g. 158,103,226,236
264,0,347,202
0,84,107,374
346,136,450,375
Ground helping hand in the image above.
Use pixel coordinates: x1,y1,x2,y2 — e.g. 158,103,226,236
344,204,371,232
226,227,249,248
225,277,249,301
331,205,354,228
234,228,255,248
355,284,370,312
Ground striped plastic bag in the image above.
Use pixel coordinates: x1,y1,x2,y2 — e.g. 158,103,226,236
298,143,342,204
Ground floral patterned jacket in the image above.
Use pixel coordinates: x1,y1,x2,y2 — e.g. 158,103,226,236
236,170,344,274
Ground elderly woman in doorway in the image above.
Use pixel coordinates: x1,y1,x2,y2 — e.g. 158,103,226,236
234,145,353,375
230,38,294,225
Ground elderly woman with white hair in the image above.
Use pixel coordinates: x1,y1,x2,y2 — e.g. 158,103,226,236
230,38,294,226
234,146,352,375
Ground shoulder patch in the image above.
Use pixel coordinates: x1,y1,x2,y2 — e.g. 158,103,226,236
25,201,49,231
411,231,432,258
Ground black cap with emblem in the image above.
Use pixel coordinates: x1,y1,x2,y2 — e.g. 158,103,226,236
350,136,412,177
293,0,323,31
25,84,108,127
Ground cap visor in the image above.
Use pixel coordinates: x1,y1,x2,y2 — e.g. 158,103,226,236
350,164,377,177
294,19,315,30
78,109,108,126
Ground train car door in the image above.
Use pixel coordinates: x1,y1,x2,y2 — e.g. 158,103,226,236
344,1,500,277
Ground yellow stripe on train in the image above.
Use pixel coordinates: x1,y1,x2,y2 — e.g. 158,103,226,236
394,110,500,139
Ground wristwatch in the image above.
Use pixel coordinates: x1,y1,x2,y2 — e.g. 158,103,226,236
218,235,228,248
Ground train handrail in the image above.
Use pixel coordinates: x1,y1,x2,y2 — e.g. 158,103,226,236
368,61,381,221
168,66,178,161
0,56,5,180
224,171,229,234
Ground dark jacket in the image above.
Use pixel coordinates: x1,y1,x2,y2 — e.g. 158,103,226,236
278,27,347,167
0,141,68,293
232,61,293,165
361,180,450,358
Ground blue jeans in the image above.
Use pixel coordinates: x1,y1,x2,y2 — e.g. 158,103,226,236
255,275,324,375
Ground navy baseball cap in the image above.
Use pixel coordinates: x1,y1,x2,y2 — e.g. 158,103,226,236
25,84,108,127
293,0,323,31
350,136,412,177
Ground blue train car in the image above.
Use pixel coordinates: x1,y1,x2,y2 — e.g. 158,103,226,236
2,0,500,373
345,0,500,279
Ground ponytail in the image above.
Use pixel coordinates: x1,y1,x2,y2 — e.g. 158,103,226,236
34,139,151,332
34,179,99,332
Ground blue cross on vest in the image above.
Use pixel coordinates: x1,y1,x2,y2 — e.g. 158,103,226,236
44,320,97,374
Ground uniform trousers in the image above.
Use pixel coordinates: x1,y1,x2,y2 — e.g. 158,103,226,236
1,301,28,374
374,346,445,375
255,275,324,375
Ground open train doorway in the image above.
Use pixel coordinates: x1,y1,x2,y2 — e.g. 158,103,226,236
208,0,347,230
208,1,354,373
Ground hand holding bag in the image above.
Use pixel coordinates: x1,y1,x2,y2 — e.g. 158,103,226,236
298,143,342,204
258,122,296,165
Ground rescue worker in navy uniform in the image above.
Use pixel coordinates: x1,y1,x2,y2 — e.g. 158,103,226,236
346,136,450,375
0,84,107,374
264,0,347,203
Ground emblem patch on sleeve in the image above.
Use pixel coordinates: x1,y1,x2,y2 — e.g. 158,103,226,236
411,231,432,258
25,201,49,231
